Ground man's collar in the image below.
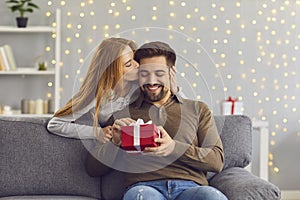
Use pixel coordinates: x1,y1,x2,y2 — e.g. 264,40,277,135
134,92,183,108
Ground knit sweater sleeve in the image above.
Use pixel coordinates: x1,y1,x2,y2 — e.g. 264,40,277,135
47,101,99,139
172,102,224,173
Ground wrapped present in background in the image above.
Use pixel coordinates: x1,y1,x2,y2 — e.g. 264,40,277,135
121,119,160,152
221,97,243,115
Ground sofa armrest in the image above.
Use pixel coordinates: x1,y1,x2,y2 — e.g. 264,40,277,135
209,167,281,200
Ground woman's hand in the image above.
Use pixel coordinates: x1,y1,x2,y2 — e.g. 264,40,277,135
170,65,179,94
95,126,113,143
111,118,136,146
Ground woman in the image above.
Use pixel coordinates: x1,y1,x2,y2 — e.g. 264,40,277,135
47,37,179,143
47,38,140,142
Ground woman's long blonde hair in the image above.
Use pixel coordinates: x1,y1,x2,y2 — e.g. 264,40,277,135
54,38,137,129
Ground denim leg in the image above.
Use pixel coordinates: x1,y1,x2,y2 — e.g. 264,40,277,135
123,185,166,200
175,185,228,200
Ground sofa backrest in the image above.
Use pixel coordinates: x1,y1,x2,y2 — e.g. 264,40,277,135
100,115,253,200
0,115,252,200
0,117,101,199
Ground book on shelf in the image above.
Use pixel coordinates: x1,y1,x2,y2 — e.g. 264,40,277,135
0,44,17,71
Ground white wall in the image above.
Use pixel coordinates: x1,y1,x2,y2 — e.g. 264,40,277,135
0,0,299,190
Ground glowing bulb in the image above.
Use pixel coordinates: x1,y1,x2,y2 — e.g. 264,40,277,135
66,23,72,29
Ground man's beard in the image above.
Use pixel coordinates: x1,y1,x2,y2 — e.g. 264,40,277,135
142,84,169,102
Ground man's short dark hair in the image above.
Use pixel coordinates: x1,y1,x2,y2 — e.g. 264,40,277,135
134,41,176,67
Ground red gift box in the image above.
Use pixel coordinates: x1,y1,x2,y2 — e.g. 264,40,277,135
121,123,160,152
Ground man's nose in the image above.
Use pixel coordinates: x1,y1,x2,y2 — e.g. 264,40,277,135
148,73,158,85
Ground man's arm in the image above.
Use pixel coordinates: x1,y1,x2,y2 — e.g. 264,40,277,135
173,104,224,173
145,103,224,173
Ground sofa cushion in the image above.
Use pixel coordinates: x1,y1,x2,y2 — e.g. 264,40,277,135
209,167,281,200
0,117,100,199
214,115,252,170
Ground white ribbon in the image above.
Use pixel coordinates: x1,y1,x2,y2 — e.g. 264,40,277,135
132,119,153,151
133,123,141,151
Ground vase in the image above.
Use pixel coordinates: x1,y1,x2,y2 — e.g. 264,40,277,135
16,17,28,28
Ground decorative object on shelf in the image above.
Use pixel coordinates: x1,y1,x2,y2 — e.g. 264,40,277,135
221,96,243,115
0,44,17,71
21,99,29,114
35,54,47,70
38,61,47,71
2,105,13,115
21,98,51,114
5,0,39,28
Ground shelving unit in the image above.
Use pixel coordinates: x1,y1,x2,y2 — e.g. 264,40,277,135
0,9,61,117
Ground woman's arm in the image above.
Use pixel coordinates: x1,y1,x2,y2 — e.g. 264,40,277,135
47,100,100,139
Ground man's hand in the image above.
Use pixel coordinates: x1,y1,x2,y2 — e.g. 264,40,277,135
111,118,136,146
144,126,176,156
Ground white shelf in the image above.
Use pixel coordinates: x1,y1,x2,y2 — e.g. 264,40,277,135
0,9,61,114
0,26,55,33
0,68,55,75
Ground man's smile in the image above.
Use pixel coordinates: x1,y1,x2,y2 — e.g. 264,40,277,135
144,84,163,93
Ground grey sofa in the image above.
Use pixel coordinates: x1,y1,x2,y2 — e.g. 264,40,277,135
0,115,281,200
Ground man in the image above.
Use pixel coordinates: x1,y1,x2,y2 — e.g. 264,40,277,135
86,41,227,200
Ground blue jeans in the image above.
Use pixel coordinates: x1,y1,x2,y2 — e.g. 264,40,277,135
123,180,228,200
